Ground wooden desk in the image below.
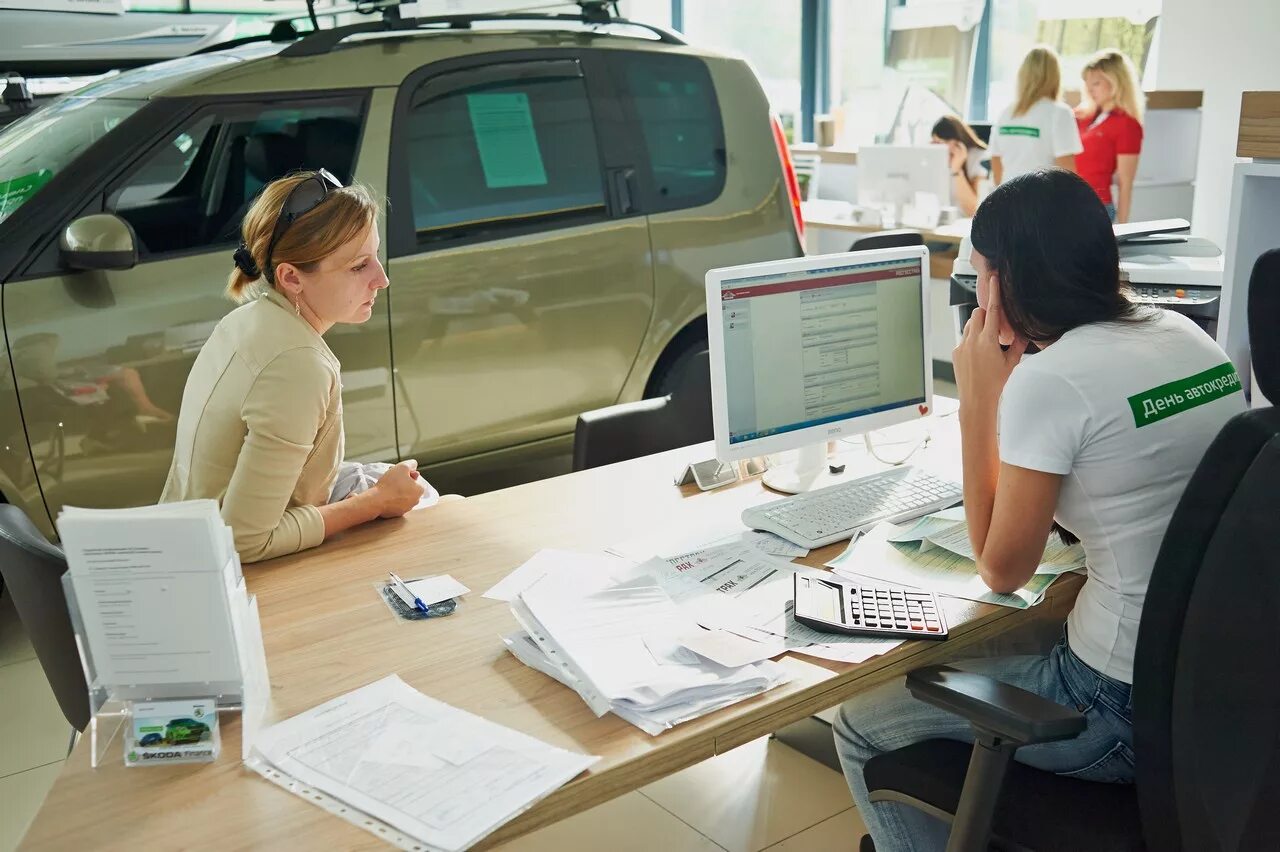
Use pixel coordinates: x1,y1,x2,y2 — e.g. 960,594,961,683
22,410,1081,850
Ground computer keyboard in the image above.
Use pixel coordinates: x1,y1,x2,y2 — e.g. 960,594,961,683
742,467,963,549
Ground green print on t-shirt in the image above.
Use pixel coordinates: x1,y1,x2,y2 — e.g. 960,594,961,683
999,126,1041,138
1128,362,1241,427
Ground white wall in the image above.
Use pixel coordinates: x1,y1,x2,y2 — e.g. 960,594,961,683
1152,0,1280,245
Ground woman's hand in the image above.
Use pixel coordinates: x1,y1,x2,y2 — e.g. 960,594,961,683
953,299,1028,418
947,142,966,174
371,460,424,518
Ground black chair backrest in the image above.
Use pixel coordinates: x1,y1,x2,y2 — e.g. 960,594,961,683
1132,249,1280,851
573,350,712,471
849,229,925,252
0,505,87,730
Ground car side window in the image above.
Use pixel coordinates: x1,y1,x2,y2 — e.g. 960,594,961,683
404,60,607,247
611,52,726,212
107,99,365,259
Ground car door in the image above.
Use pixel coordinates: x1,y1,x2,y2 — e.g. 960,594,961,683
3,94,389,524
385,50,654,469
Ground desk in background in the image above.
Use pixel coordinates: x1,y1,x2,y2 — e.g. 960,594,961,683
21,406,1081,850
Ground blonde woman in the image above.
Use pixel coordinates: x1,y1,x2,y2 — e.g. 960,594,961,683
161,170,429,563
1076,49,1145,223
988,45,1082,185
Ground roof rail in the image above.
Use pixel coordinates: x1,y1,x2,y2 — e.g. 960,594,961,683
278,2,686,60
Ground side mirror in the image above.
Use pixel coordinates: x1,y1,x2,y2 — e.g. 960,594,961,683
59,214,139,271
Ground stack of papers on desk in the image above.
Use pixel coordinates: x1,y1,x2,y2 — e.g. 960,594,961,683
247,675,598,852
507,562,791,735
827,509,1086,609
57,500,251,695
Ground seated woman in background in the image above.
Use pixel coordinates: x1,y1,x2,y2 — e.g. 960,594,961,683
988,45,1082,185
931,114,988,217
832,169,1245,850
1075,49,1145,223
161,171,434,563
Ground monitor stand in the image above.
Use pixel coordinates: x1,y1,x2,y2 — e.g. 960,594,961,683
761,443,848,494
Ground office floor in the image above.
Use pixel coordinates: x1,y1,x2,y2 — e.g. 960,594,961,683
0,590,866,851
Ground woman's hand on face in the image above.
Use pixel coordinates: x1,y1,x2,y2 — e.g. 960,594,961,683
372,460,424,518
953,298,1028,414
947,142,966,173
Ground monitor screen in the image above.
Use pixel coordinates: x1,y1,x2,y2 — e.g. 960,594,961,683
717,255,927,446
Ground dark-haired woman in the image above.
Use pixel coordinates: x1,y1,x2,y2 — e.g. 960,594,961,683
832,169,1245,851
931,114,987,216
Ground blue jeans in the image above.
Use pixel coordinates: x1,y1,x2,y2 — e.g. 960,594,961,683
833,635,1134,852
1104,202,1117,221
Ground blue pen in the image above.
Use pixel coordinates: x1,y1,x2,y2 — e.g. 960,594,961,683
389,572,429,613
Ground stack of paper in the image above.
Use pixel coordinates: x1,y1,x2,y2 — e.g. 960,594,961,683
507,563,791,735
247,675,598,852
827,509,1085,609
57,500,252,697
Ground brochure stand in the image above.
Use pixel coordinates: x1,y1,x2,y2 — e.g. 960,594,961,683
63,561,271,769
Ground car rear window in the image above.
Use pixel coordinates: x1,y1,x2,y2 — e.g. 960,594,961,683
612,51,726,212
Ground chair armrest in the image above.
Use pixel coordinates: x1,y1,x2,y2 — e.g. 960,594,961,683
906,665,1086,746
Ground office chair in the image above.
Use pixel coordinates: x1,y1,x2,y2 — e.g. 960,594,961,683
857,252,1280,852
849,229,925,252
0,505,89,731
572,350,712,471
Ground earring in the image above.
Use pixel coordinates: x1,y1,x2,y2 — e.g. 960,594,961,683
294,298,301,317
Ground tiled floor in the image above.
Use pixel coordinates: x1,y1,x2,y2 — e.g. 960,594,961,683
0,594,70,852
0,592,866,851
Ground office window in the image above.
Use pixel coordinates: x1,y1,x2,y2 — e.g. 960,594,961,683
617,0,673,29
987,0,1160,117
614,52,726,210
678,0,803,132
404,63,607,243
884,0,985,118
829,0,890,147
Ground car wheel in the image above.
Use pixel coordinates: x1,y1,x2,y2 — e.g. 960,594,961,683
645,331,708,399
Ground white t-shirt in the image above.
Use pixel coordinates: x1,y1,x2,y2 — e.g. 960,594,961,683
997,311,1246,682
950,148,989,208
988,98,1083,181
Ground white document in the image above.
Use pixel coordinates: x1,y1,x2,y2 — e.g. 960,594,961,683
828,522,1061,609
58,502,243,690
887,510,1086,575
609,525,810,563
248,675,598,852
483,550,626,602
617,545,802,632
740,601,903,664
673,628,788,669
513,568,792,735
402,575,470,607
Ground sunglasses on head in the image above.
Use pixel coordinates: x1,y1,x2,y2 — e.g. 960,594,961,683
263,168,343,284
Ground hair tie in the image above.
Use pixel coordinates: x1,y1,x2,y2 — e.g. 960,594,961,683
233,244,260,279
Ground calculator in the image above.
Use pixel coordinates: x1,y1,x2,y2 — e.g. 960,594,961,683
793,574,948,640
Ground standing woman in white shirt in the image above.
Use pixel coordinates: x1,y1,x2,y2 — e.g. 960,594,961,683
988,46,1082,185
832,169,1246,851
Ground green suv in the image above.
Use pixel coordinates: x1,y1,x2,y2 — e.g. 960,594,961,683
0,7,804,539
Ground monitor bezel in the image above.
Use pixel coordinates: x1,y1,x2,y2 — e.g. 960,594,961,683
705,245,934,463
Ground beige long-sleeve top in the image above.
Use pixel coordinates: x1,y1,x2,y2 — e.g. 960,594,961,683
160,287,344,563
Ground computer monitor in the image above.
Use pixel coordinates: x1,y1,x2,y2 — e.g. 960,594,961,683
856,144,951,214
706,247,933,493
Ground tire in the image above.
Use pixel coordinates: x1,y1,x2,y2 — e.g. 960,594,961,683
645,333,708,399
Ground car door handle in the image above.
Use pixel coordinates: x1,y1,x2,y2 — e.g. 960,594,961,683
609,167,636,215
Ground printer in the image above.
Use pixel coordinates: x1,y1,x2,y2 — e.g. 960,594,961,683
949,219,1224,340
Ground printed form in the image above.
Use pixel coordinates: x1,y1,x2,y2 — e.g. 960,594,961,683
248,675,597,852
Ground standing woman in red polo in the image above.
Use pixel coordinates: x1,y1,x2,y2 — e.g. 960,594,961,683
1075,49,1144,223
